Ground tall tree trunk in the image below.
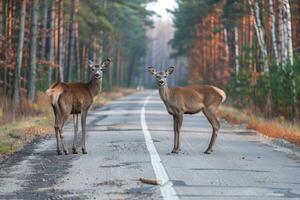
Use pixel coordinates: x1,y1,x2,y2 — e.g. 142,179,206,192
6,0,13,97
82,45,87,81
223,28,229,66
13,0,26,105
282,0,297,119
0,1,2,91
249,0,269,72
283,0,293,66
58,0,64,82
0,0,3,34
280,1,288,67
66,0,75,82
3,0,8,99
234,26,240,74
75,22,80,81
269,0,279,65
120,49,124,87
48,0,55,85
277,2,284,64
40,0,48,60
54,3,59,81
254,1,268,72
98,31,103,63
249,12,254,71
116,34,121,87
108,35,113,88
28,0,39,102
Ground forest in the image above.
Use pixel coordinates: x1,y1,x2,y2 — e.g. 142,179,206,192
1,1,300,197
0,0,154,122
172,0,300,121
0,0,299,127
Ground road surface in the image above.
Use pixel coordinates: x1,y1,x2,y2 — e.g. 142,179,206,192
1,90,300,200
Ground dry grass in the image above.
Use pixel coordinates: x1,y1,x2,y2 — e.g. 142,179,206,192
0,91,50,125
219,105,300,146
247,118,300,146
0,114,54,154
218,105,251,124
0,88,136,155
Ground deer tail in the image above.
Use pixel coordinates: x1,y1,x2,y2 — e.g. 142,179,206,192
46,83,62,106
212,87,227,103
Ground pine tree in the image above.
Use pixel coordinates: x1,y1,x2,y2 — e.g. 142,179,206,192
28,0,39,102
13,0,26,105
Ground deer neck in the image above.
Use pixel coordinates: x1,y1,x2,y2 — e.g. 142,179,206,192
158,84,170,103
88,76,102,97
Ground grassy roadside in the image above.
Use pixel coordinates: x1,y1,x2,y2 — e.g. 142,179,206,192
0,88,136,156
218,105,300,146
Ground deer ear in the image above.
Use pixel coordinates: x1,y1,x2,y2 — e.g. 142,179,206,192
165,66,174,76
88,60,94,68
148,67,157,76
101,58,111,69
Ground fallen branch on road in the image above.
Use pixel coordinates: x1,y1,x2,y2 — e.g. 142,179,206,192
139,177,161,185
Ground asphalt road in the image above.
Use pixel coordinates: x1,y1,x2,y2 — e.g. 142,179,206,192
1,90,300,200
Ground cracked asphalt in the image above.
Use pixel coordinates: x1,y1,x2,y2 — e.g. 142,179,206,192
0,90,300,200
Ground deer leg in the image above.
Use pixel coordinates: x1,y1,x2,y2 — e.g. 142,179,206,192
58,114,69,155
171,115,178,153
72,114,79,154
54,127,62,155
176,114,183,152
172,114,182,154
203,108,220,154
81,111,88,154
59,130,69,155
209,110,220,152
210,115,220,150
52,106,62,155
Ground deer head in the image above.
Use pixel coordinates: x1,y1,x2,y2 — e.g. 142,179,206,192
88,58,111,79
148,66,174,87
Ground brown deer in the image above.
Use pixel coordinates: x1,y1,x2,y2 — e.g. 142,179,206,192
46,59,111,155
148,66,226,154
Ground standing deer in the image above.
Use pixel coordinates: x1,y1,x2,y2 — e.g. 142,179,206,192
148,66,226,154
46,59,111,155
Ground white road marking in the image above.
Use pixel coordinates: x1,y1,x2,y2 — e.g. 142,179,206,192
140,93,179,200
108,100,162,104
90,110,168,115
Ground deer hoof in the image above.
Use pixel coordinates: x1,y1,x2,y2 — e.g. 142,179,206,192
57,150,63,155
204,149,212,154
82,149,88,154
72,148,78,154
64,150,69,155
171,149,179,154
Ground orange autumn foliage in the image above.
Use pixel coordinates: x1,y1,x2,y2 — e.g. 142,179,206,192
190,4,231,87
247,118,300,146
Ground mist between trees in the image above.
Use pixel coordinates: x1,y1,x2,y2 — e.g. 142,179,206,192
171,0,300,120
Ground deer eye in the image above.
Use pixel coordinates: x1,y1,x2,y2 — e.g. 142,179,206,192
91,68,95,72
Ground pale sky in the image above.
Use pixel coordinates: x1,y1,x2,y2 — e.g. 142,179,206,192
147,0,177,21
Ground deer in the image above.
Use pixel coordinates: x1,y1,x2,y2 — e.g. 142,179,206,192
46,59,111,155
148,66,226,154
